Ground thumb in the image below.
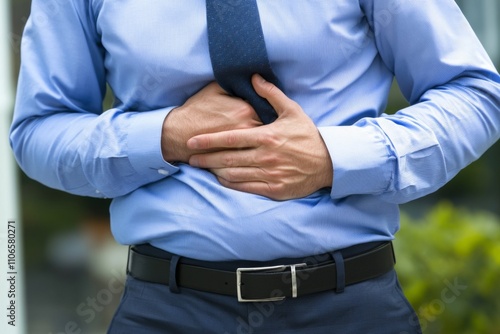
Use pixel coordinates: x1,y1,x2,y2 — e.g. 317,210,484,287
252,74,293,117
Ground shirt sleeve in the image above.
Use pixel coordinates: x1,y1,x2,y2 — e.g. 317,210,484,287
9,0,179,199
320,0,500,203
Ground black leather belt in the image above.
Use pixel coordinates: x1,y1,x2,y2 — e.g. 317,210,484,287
127,242,395,302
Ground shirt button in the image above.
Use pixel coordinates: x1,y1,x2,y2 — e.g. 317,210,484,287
158,169,170,176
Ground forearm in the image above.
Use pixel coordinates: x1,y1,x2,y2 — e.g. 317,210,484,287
10,107,179,198
320,73,500,203
379,74,500,203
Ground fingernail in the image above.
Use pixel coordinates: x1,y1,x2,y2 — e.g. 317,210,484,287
254,73,265,83
187,138,199,149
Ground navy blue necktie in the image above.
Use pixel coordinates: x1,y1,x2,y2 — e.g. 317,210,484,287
206,0,282,124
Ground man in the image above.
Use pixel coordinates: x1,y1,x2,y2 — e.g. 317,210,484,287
10,0,499,333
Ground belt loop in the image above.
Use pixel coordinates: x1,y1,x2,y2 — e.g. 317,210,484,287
169,255,181,294
331,251,345,293
126,246,132,275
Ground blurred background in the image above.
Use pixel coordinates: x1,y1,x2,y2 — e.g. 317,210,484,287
4,0,500,333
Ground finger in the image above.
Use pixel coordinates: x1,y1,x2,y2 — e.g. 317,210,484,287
251,74,296,117
216,176,274,198
206,81,230,95
189,149,257,169
187,128,261,150
210,83,262,124
210,167,265,182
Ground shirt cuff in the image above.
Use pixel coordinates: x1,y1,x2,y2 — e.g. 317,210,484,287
127,107,179,177
318,125,395,199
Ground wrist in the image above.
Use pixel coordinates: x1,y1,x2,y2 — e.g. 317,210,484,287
315,154,333,190
161,107,188,163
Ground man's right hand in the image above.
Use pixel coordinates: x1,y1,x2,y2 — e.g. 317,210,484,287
161,82,262,163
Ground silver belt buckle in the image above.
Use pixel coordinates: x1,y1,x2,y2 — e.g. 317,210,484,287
236,263,307,302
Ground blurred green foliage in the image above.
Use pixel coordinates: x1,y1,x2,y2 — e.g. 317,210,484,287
395,202,500,334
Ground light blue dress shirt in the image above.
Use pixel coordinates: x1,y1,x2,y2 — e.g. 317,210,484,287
11,0,500,261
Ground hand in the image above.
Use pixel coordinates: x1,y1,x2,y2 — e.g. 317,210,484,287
187,74,334,200
161,82,262,163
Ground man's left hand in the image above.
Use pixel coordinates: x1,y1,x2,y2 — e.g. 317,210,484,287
187,74,333,200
